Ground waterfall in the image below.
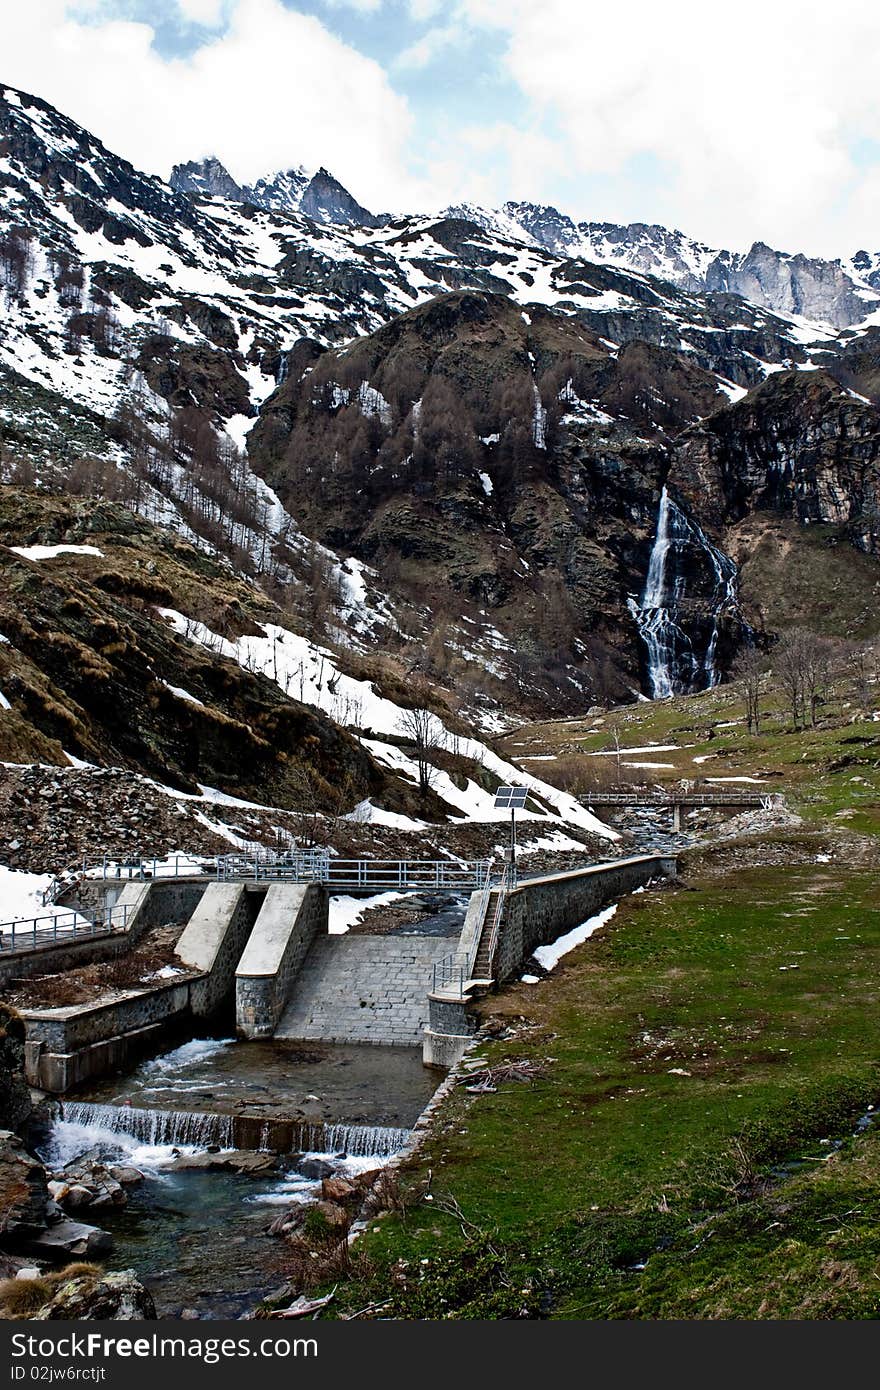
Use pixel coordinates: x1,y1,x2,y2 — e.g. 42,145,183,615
55,1103,409,1161
294,1122,410,1158
631,486,740,698
60,1101,234,1149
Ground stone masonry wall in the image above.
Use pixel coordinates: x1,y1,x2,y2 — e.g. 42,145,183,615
22,980,193,1052
0,880,204,987
275,935,453,1046
177,883,264,1020
494,854,676,982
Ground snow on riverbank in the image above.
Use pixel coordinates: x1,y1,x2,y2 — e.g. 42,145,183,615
328,891,409,935
525,903,618,976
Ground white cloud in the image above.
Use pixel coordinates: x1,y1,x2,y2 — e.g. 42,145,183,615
3,0,419,211
395,21,461,70
406,0,445,19
177,0,225,24
456,0,880,257
321,0,384,13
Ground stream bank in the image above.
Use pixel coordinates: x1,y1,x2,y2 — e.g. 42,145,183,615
34,1036,440,1317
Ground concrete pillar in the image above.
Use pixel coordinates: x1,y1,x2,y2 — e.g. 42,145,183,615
673,802,682,832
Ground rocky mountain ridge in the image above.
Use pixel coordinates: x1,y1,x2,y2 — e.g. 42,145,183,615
0,80,878,721
171,155,386,229
445,202,880,332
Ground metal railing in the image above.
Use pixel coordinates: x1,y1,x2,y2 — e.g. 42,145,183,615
431,858,505,998
585,791,770,806
85,855,219,881
38,876,66,908
0,903,130,954
432,952,469,995
85,852,493,893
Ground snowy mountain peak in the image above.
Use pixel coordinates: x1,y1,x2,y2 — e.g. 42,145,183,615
171,153,384,229
457,198,880,331
170,156,244,202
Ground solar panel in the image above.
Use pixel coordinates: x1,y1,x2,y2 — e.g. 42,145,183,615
494,785,529,809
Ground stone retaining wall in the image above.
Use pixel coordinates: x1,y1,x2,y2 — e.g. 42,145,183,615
0,880,204,987
494,853,676,983
275,935,453,1046
423,854,676,1067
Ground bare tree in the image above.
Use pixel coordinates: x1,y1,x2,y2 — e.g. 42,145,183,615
775,629,810,730
775,628,838,729
733,646,765,734
399,706,442,801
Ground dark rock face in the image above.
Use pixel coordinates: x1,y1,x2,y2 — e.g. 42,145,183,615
249,290,728,701
0,1133,49,1240
0,492,393,822
299,168,382,229
0,1005,32,1135
170,156,243,201
670,370,880,553
135,335,252,417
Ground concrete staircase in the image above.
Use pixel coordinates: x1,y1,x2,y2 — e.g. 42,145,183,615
274,934,453,1046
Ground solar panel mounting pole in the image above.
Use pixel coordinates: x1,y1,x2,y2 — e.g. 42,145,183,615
494,785,527,887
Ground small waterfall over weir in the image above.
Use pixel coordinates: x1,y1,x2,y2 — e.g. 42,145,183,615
58,1101,409,1160
61,1101,234,1150
630,486,740,699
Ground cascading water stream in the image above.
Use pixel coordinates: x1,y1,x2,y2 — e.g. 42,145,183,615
58,1101,235,1151
631,486,741,698
53,1101,409,1161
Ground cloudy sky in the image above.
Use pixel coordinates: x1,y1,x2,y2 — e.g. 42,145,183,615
6,0,880,257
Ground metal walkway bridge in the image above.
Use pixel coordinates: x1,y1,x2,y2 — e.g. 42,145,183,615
0,856,494,957
92,851,494,893
584,789,776,831
585,791,771,808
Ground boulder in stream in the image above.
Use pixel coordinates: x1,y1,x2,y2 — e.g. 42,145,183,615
29,1218,113,1260
168,1150,278,1175
298,1157,335,1180
50,1156,127,1211
32,1269,156,1320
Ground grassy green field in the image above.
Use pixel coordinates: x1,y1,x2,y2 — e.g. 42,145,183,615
322,861,880,1319
500,682,880,838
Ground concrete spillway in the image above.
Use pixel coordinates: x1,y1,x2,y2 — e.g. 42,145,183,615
274,934,454,1046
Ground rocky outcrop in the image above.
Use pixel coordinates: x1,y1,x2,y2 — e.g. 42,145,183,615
705,243,876,331
29,1218,113,1260
669,369,880,553
0,1006,32,1135
0,1134,49,1241
0,492,395,831
0,1135,113,1262
170,157,244,202
172,155,383,228
31,1268,155,1320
